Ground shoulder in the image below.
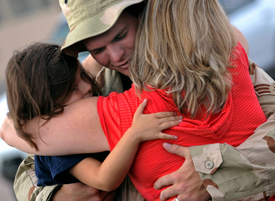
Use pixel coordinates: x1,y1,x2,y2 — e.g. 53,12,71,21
33,96,109,155
61,97,99,126
232,25,249,55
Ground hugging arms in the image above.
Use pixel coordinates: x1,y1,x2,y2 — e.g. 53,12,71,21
2,0,275,200
2,48,275,201
3,53,275,201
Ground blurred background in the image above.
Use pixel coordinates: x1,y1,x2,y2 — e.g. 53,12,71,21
0,0,275,201
0,1,60,201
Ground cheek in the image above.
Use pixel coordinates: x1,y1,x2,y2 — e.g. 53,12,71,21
92,54,109,68
66,93,82,105
125,32,136,50
127,23,138,47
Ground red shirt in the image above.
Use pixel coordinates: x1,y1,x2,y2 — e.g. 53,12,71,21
97,42,267,200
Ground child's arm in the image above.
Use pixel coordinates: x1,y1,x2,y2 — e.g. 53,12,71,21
69,99,181,191
0,116,32,152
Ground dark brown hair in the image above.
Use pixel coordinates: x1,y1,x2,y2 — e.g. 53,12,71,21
6,42,101,150
124,2,146,18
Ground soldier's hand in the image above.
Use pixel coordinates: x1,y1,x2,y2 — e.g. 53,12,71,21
154,143,210,201
51,182,116,201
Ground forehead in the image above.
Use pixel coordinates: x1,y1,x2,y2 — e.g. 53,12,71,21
83,12,138,49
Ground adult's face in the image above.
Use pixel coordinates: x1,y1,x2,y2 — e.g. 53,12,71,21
83,12,139,76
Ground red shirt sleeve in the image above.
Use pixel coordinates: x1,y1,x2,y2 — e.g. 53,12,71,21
97,93,122,150
97,88,138,150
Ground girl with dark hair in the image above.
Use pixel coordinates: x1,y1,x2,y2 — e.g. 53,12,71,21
6,43,101,150
4,42,180,194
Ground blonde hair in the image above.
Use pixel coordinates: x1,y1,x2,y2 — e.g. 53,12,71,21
130,0,237,118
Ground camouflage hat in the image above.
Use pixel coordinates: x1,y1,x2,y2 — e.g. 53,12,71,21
59,0,144,57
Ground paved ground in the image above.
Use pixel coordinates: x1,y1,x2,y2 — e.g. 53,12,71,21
0,174,16,201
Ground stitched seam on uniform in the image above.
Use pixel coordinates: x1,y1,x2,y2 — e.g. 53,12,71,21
267,166,275,196
26,169,38,186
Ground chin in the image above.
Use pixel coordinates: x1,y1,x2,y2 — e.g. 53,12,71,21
121,70,130,77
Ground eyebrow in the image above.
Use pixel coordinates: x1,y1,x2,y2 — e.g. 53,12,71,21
89,26,128,53
112,26,128,42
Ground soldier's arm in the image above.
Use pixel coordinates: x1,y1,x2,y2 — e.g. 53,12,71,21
189,61,275,200
14,154,61,201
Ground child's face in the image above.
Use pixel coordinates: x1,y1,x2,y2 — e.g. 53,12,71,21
65,65,93,105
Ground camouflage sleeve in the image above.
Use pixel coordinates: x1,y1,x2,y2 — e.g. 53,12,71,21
13,154,61,201
189,60,275,201
101,68,125,96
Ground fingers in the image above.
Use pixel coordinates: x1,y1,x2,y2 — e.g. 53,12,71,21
154,111,178,118
134,99,148,116
160,187,178,201
163,143,190,159
158,117,182,130
142,110,182,128
158,115,182,123
158,133,178,140
154,173,174,190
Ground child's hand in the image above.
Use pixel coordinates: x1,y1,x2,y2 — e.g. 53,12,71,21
129,99,181,143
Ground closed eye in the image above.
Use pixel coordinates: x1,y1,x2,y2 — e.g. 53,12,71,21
90,47,105,55
113,30,128,42
89,27,128,55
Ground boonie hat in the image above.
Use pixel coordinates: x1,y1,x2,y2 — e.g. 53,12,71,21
59,0,144,57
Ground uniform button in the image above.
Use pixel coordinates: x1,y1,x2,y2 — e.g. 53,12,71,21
205,160,214,169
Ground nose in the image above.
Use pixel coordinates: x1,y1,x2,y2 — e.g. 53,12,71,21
80,79,93,97
107,44,125,63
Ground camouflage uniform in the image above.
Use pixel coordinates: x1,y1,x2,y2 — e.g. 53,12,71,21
14,154,59,201
14,61,275,201
190,60,275,200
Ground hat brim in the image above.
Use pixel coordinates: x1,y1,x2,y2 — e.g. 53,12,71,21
61,0,143,58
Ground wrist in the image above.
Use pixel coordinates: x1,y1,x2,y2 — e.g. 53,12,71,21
124,128,142,144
